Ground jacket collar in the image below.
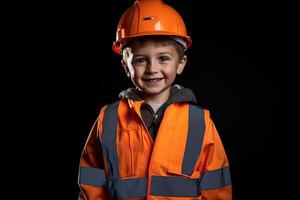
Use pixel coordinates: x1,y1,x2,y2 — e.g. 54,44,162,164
118,84,197,105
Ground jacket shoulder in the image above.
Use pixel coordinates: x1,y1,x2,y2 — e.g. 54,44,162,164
99,100,121,113
188,102,206,111
106,100,121,108
188,102,211,119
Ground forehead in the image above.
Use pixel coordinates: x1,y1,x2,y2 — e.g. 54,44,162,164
130,39,177,54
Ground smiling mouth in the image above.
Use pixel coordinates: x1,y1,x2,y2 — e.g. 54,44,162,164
142,78,164,82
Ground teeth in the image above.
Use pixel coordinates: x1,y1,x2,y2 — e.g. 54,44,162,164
148,78,162,82
143,78,163,82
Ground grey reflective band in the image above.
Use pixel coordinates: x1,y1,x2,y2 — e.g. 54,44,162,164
102,101,120,178
199,166,231,190
78,167,106,187
109,177,147,198
151,176,200,197
182,105,205,176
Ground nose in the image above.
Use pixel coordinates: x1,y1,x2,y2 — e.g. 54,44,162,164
145,61,158,74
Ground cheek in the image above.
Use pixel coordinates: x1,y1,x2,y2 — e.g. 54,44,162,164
163,65,178,78
133,67,144,77
130,67,143,79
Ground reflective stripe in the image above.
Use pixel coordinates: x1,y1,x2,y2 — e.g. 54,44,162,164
199,166,231,190
110,177,147,198
78,167,106,187
102,101,120,179
182,105,205,175
151,176,200,197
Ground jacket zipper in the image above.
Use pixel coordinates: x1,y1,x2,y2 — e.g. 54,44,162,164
131,103,158,199
146,103,159,123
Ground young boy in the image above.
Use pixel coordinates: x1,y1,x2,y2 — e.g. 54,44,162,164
78,0,232,199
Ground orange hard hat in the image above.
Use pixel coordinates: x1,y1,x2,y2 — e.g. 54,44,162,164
112,0,192,54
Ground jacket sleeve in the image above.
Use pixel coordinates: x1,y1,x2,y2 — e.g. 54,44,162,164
78,106,109,200
199,110,232,200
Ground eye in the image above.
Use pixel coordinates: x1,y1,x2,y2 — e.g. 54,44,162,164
133,57,147,65
159,56,170,63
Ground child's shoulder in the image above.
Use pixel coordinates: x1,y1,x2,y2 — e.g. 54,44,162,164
185,102,211,120
188,102,204,110
100,100,120,112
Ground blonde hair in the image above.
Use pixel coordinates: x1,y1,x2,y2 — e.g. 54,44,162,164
122,36,185,61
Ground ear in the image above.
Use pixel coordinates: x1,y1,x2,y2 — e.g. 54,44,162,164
176,55,187,75
121,59,131,78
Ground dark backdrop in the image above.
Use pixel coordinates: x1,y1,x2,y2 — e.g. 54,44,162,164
24,0,295,199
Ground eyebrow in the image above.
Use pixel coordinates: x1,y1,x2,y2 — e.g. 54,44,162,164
157,52,173,56
133,52,173,57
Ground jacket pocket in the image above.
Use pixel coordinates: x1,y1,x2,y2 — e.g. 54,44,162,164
118,128,142,178
167,152,201,179
167,164,192,178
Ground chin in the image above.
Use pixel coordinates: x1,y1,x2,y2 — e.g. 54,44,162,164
144,86,170,95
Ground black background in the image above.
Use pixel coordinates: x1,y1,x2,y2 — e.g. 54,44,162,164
15,0,296,199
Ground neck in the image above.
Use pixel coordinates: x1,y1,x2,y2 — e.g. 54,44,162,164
143,87,170,104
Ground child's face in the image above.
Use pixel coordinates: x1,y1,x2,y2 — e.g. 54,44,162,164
122,40,187,102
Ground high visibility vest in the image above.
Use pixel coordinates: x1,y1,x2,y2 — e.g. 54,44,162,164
79,99,232,199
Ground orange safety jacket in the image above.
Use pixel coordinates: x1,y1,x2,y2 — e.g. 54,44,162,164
78,99,232,199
